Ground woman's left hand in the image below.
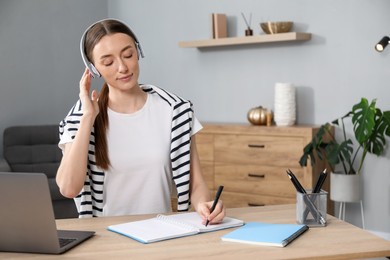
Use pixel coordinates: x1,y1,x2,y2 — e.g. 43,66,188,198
196,200,226,226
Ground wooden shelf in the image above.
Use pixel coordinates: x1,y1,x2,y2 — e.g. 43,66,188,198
178,32,311,48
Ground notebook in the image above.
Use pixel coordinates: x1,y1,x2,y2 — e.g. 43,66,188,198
221,222,308,247
108,212,244,243
0,172,95,254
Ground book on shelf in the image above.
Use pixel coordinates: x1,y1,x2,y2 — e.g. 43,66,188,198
211,13,227,39
221,222,309,247
108,212,244,244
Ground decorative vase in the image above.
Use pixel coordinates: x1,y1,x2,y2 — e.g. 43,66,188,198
274,82,296,126
330,172,361,203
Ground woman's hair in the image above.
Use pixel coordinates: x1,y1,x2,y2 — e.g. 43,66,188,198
83,19,137,170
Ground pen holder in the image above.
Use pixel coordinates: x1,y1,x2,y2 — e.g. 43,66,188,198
296,189,327,227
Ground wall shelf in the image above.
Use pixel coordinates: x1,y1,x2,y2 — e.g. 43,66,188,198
178,32,311,48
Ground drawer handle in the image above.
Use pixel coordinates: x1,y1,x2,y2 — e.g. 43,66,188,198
248,144,265,148
248,203,265,207
248,173,265,178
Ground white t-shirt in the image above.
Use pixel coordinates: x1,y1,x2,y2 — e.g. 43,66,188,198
102,93,202,216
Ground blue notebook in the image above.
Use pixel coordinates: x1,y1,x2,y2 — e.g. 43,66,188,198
221,222,308,247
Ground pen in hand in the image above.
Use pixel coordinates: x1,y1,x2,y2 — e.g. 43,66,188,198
205,185,224,227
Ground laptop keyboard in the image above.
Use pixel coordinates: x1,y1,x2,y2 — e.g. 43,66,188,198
59,238,77,248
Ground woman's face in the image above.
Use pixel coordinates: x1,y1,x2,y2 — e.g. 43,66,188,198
92,33,140,92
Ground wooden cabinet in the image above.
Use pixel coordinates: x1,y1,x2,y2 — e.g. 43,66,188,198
195,123,333,214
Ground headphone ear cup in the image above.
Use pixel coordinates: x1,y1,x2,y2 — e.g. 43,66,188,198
136,42,144,60
137,48,141,60
88,63,101,78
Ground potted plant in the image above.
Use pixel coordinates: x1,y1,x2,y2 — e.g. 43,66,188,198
299,98,390,202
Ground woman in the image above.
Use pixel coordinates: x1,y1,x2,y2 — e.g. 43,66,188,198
56,19,225,224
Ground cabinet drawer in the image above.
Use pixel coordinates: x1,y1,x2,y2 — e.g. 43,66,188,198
214,134,303,167
215,163,302,197
221,191,296,208
196,134,214,161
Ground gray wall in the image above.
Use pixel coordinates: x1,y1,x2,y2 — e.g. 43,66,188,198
0,0,107,152
107,0,390,235
0,0,389,236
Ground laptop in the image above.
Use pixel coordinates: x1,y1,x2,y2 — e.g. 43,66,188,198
0,172,95,254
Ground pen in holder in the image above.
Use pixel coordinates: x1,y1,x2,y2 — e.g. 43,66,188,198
296,189,327,227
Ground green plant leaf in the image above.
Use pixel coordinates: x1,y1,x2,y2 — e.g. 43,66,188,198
326,139,353,166
331,112,352,126
299,143,312,167
352,98,376,145
299,124,332,167
383,111,390,136
365,109,389,156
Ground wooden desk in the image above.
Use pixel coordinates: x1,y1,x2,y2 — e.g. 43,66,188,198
2,205,390,259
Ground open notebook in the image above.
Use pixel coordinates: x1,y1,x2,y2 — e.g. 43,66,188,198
108,212,244,243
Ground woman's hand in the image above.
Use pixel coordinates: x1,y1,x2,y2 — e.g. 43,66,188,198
79,68,99,118
196,200,226,226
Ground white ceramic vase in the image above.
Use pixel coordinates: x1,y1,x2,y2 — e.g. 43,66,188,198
330,172,361,203
274,82,296,126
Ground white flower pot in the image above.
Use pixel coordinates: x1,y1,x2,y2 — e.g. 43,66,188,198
330,172,361,203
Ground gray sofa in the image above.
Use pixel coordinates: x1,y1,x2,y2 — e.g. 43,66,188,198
2,125,78,219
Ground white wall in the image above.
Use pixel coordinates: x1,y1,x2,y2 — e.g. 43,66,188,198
108,0,390,234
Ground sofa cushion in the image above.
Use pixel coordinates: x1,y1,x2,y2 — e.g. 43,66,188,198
4,125,62,178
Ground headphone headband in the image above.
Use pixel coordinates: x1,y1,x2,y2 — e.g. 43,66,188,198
80,18,144,78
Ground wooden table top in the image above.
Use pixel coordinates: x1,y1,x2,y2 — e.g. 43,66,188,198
1,204,390,259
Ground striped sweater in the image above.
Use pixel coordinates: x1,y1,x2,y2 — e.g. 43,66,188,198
59,85,194,217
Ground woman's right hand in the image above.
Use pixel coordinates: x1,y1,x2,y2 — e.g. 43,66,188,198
79,68,100,119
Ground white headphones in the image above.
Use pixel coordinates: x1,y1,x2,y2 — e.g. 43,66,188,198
80,18,145,78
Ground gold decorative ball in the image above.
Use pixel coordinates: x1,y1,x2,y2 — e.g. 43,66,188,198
247,106,268,125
